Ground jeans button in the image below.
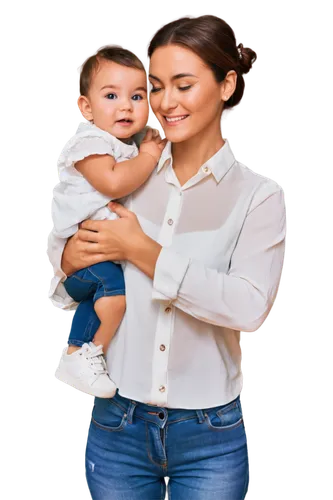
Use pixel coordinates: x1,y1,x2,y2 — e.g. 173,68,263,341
158,412,164,420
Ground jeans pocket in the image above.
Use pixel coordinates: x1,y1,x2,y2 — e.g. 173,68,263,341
204,397,243,431
91,398,128,432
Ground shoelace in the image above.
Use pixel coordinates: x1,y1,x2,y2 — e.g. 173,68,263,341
84,345,108,376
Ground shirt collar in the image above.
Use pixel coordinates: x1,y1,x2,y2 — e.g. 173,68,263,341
156,139,236,183
157,140,172,173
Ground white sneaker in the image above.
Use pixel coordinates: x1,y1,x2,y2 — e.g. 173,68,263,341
55,342,117,398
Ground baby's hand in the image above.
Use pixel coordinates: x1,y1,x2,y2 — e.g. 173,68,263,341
139,128,167,163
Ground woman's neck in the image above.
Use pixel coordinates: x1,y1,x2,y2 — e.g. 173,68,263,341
171,125,225,186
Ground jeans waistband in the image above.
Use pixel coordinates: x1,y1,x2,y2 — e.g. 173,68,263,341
110,390,240,428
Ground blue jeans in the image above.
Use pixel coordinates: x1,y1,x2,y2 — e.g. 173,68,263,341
64,262,125,347
86,390,249,499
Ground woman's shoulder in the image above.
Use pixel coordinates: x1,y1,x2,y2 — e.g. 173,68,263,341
232,158,285,213
235,158,283,194
218,139,283,197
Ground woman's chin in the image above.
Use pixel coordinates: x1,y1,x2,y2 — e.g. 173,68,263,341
163,128,193,143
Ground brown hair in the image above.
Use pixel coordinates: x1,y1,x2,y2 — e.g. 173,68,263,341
80,45,145,96
148,16,257,109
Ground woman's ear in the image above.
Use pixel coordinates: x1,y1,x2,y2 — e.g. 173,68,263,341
77,95,93,121
220,70,237,102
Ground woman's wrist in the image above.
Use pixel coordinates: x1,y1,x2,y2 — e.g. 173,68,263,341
61,254,73,277
61,240,76,276
125,233,162,280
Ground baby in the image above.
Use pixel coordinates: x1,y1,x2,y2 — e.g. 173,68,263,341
50,46,165,398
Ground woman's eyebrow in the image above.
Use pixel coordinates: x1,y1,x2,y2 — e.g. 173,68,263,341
149,73,197,82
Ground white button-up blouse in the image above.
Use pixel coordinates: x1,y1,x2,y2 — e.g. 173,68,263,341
47,139,286,409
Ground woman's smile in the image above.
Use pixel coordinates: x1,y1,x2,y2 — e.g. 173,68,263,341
164,114,189,125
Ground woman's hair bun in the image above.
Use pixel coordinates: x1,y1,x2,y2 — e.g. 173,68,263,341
237,43,257,75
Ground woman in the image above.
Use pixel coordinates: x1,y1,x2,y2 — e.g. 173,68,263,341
49,15,286,500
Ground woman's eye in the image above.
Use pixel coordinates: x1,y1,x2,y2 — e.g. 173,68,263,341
106,93,117,100
150,85,191,93
132,94,143,101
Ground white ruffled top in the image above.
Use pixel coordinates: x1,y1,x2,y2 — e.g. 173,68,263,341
51,122,139,238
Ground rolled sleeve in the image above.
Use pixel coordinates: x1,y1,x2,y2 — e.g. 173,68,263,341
151,187,286,332
152,247,190,302
47,229,78,310
49,277,78,310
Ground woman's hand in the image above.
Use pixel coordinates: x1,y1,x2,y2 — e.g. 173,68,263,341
61,204,140,276
61,202,162,279
79,202,146,261
61,229,106,276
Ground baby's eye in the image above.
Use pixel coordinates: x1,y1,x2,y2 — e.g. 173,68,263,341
106,93,117,100
132,94,143,101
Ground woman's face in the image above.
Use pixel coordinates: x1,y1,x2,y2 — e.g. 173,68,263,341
149,44,229,143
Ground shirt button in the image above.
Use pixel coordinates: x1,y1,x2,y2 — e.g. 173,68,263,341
202,166,210,173
160,344,166,351
159,385,166,393
165,307,172,313
167,218,173,225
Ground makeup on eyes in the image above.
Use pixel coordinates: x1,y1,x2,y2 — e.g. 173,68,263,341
149,73,197,93
149,83,194,93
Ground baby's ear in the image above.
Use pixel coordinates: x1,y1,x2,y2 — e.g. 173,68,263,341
77,95,93,121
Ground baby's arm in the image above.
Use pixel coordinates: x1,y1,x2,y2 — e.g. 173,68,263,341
75,129,166,199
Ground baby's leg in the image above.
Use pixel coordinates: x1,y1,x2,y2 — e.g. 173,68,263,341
67,298,101,354
56,262,124,397
64,262,125,353
88,261,126,351
92,295,126,350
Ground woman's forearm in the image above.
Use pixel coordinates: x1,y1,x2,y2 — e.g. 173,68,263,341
62,205,163,279
126,234,162,280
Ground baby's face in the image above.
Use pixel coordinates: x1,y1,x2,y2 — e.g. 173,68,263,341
85,60,149,139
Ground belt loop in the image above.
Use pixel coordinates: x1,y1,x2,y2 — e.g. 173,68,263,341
126,400,137,425
196,409,205,424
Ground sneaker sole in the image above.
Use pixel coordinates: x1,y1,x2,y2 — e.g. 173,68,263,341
55,368,117,399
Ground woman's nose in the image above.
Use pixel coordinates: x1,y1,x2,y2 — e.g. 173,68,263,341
159,90,177,112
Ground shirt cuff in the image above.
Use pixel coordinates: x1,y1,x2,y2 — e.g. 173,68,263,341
152,247,190,302
48,275,78,310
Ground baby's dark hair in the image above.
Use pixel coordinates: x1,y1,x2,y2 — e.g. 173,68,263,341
148,16,257,109
80,45,146,96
